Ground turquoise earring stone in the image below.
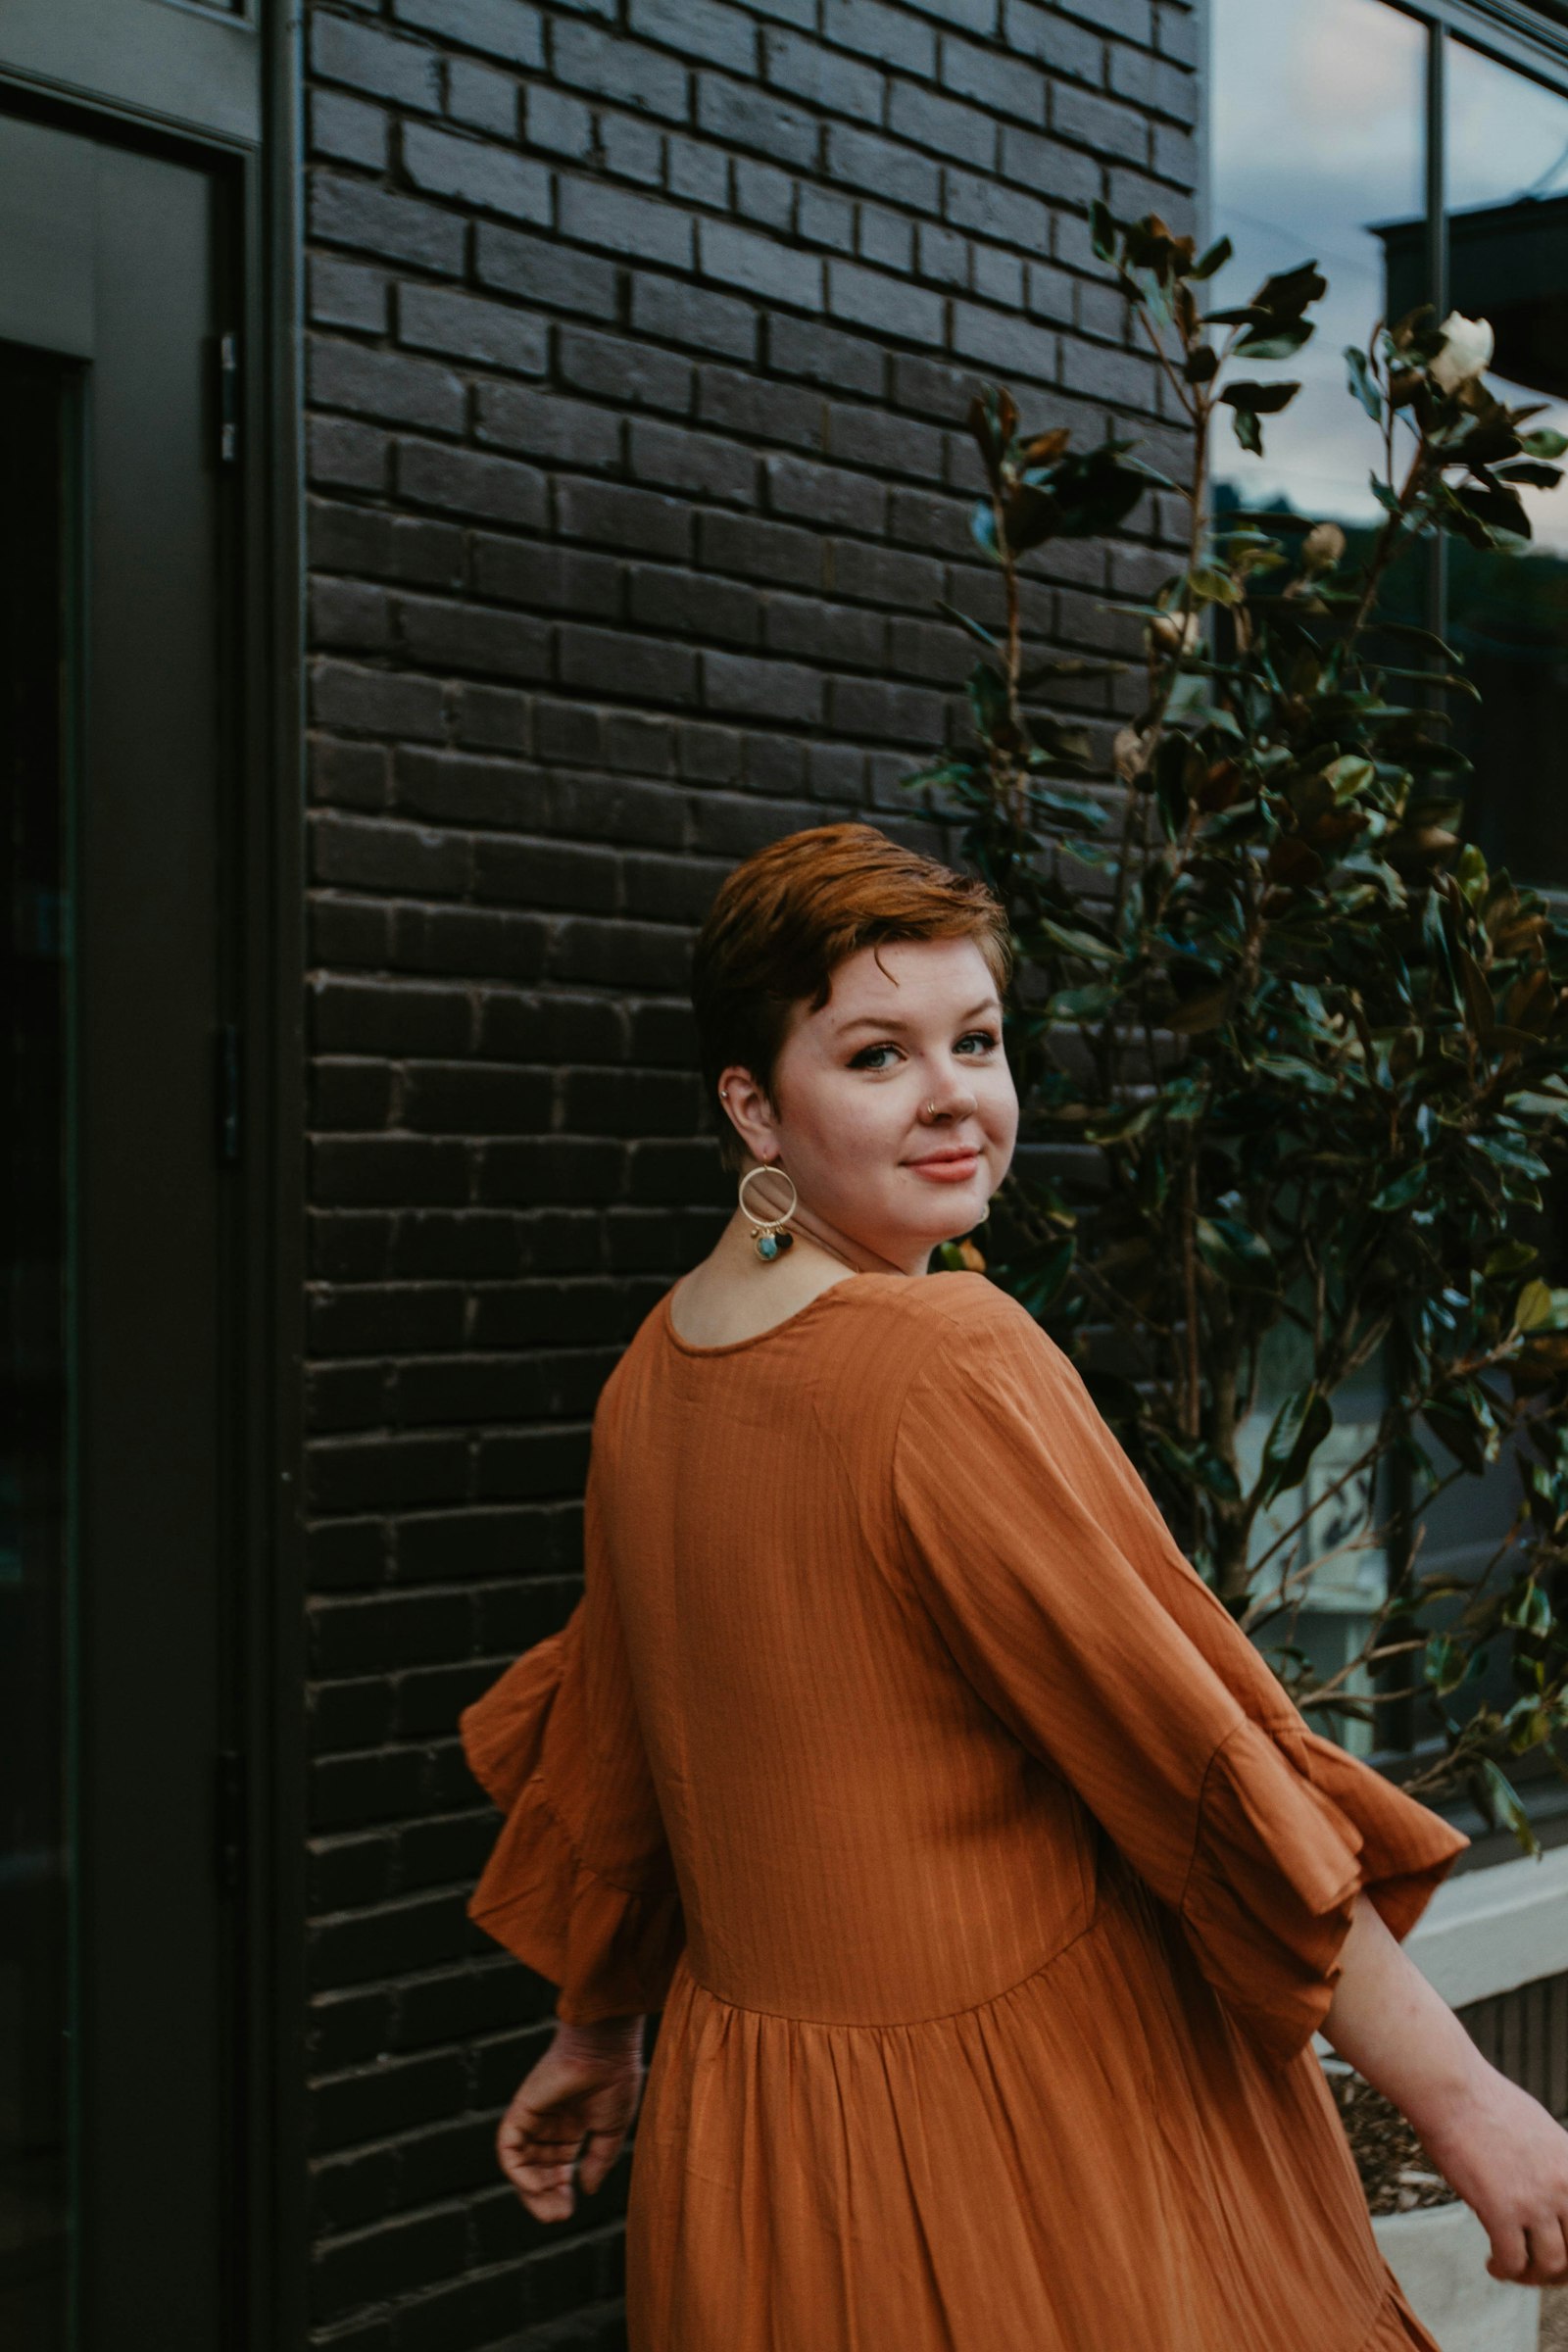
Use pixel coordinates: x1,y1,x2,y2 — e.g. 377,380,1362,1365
755,1229,793,1260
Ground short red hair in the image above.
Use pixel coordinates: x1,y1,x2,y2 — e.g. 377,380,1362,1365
690,822,1012,1173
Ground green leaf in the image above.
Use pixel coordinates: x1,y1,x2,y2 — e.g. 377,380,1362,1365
1259,1383,1332,1502
1519,427,1568,459
1468,1758,1535,1846
1513,1279,1557,1333
1190,234,1233,281
1088,198,1118,264
1234,320,1315,362
1370,1161,1427,1212
1195,1214,1277,1291
1345,345,1383,421
1218,379,1299,415
1231,406,1263,457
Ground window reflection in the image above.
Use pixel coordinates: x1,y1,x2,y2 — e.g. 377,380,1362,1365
1210,0,1425,526
1444,39,1568,888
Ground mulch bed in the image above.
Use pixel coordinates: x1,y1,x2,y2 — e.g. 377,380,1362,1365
1322,2061,1458,2215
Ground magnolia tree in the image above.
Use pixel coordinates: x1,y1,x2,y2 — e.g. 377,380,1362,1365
908,205,1568,1846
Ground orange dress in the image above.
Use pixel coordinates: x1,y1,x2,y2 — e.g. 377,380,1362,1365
461,1269,1471,2352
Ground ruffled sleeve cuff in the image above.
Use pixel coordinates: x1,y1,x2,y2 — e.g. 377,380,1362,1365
1176,1714,1471,2069
460,1634,685,2027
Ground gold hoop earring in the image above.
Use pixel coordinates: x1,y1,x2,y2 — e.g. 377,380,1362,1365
738,1161,798,1260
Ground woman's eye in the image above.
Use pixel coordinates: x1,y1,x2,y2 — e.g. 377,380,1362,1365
849,1030,999,1071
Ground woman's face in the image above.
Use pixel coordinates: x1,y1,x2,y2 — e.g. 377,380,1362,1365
727,935,1018,1261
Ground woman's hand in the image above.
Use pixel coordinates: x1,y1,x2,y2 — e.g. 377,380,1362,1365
496,2013,648,2223
1418,2066,1568,2287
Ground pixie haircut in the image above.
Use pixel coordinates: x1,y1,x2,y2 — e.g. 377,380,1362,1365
691,821,1013,1176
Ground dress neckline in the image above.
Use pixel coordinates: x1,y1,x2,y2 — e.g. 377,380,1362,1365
660,1270,872,1357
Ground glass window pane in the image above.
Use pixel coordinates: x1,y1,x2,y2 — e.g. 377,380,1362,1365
1210,0,1426,530
1445,40,1568,890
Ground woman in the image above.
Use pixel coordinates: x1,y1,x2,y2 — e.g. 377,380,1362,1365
461,821,1568,2350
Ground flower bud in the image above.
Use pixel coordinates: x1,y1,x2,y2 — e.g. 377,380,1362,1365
1300,521,1346,574
1430,312,1494,395
1149,610,1201,656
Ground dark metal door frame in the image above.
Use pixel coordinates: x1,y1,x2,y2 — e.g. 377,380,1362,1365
0,7,305,2346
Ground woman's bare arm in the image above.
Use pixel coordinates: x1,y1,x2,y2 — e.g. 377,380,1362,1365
1321,1889,1568,2286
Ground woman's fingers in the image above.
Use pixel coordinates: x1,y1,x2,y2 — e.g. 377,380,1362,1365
498,2109,585,2218
576,2124,627,2196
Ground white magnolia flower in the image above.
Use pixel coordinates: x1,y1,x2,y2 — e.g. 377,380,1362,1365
1430,312,1494,394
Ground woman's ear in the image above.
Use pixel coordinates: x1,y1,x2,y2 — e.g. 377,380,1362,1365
716,1064,778,1165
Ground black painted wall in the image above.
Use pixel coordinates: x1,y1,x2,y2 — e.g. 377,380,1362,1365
300,1,1198,2341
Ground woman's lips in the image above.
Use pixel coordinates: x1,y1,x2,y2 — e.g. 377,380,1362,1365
906,1151,982,1182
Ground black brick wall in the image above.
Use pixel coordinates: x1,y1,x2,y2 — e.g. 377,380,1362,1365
300,1,1198,2341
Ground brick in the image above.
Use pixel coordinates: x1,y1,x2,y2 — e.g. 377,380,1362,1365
396,281,548,374
1108,40,1197,122
628,564,760,643
475,381,620,466
558,477,694,560
559,325,693,413
828,673,947,741
702,651,824,723
559,174,693,267
558,625,700,706
666,131,732,208
944,166,1053,254
400,122,553,223
699,508,822,589
767,313,886,396
312,579,394,655
310,90,391,172
631,274,758,363
310,176,466,276
391,0,545,68
311,812,472,895
444,55,518,136
1052,78,1150,166
858,204,915,274
824,122,941,212
762,27,884,122
477,230,612,336
761,591,884,666
734,156,796,231
629,417,757,505
887,80,999,169
311,255,391,334
698,363,822,448
822,0,937,75
797,184,858,253
765,452,884,533
940,32,1048,122
524,81,595,160
604,108,666,184
630,0,756,71
698,219,823,312
395,438,548,528
308,416,392,495
997,122,1099,209
696,74,818,171
470,536,619,615
827,259,945,344
310,662,447,741
396,594,552,681
553,23,690,120
310,15,442,110
1001,0,1102,81
309,339,466,435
